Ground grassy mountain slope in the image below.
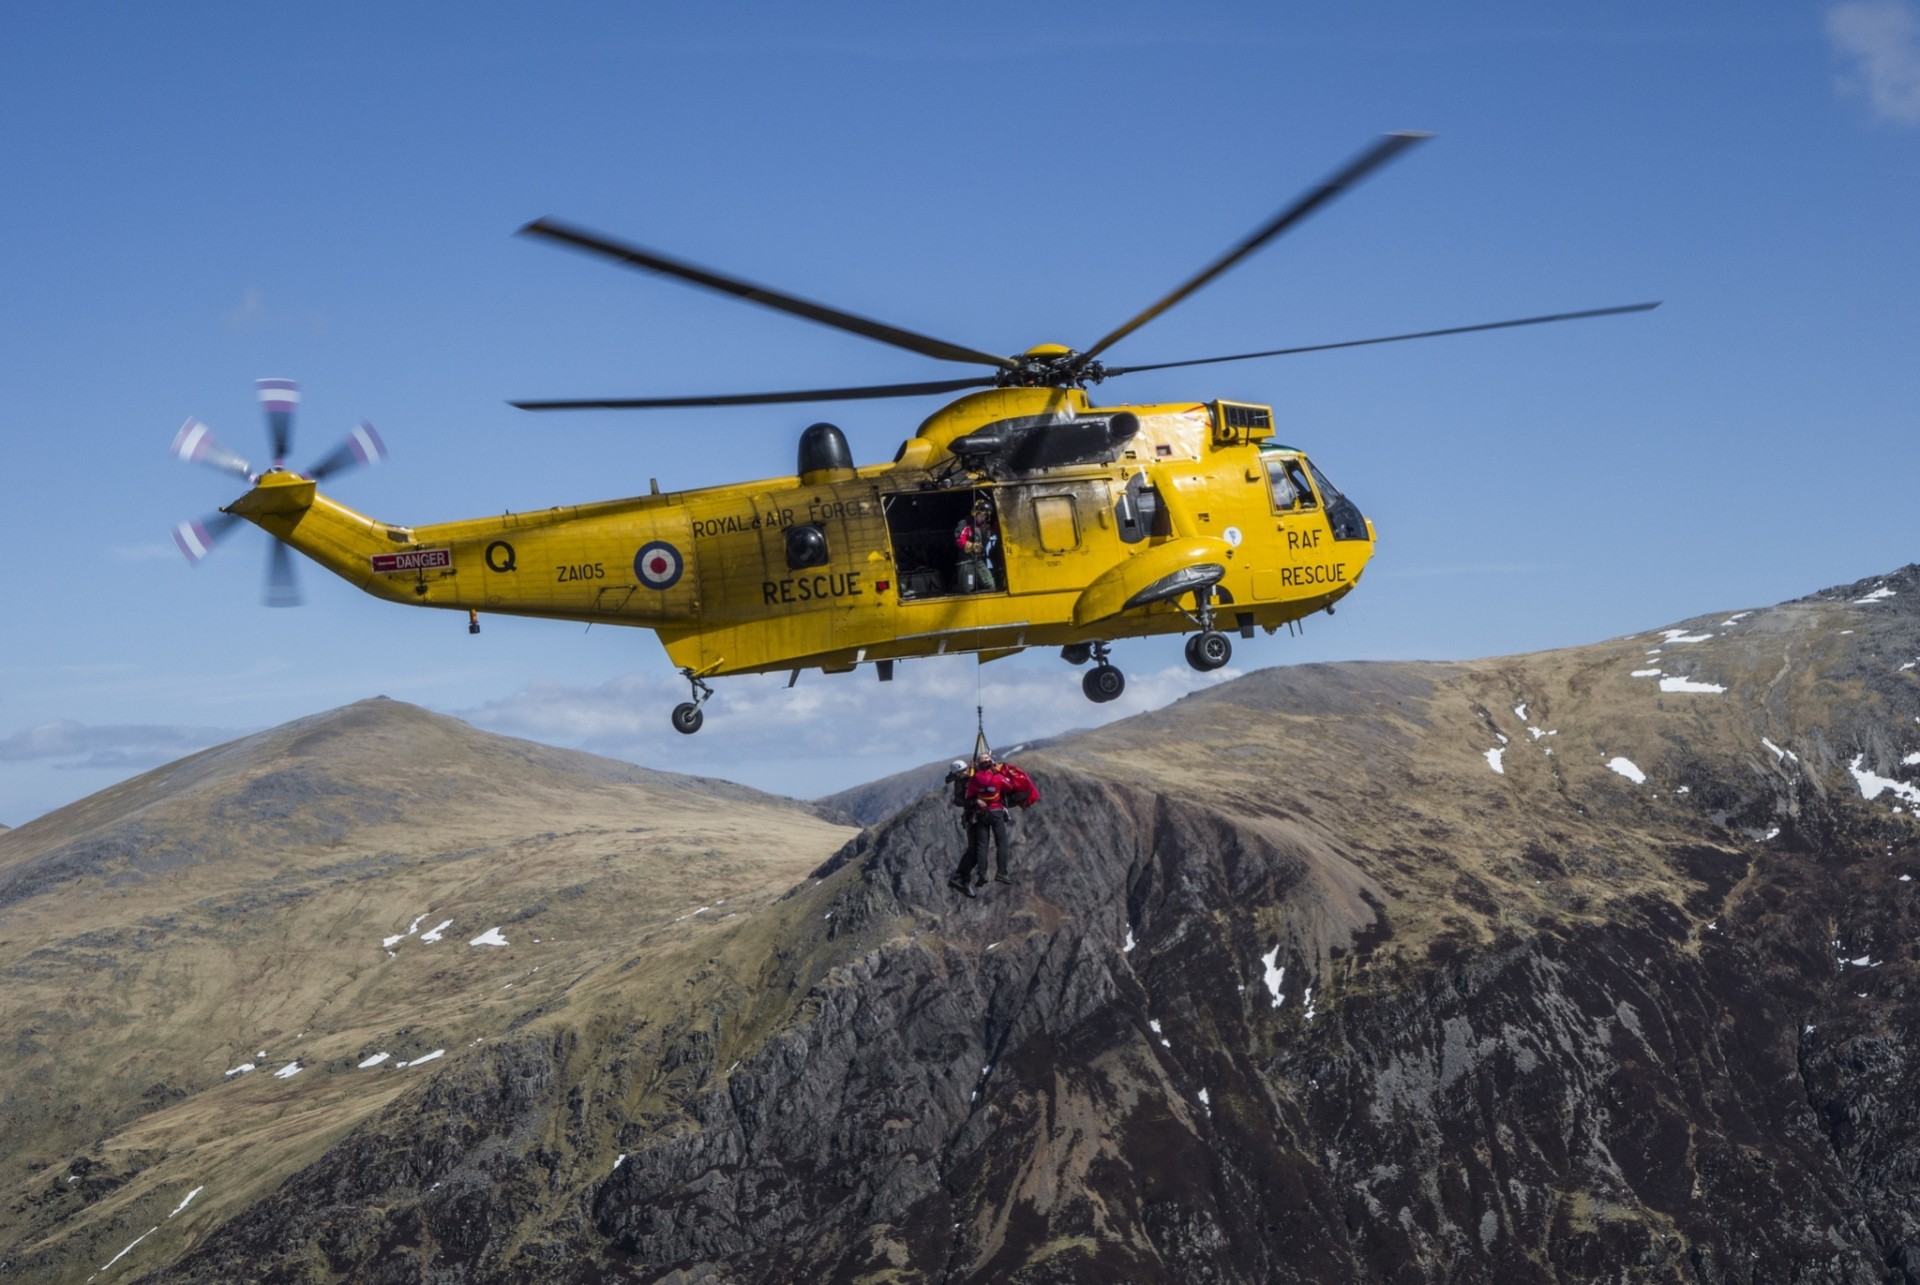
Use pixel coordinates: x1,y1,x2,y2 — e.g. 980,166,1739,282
8,565,1920,1282
0,699,856,1281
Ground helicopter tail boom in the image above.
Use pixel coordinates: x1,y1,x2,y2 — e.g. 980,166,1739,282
225,473,430,605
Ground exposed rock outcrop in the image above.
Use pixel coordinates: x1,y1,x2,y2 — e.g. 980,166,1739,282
13,569,1920,1283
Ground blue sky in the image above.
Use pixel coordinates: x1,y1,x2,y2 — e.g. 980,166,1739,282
3,2,1917,822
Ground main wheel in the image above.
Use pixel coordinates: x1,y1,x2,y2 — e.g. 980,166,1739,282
670,702,704,735
1186,630,1232,672
1082,664,1125,703
1061,642,1092,666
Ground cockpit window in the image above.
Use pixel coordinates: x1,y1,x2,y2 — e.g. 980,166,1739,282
1265,458,1317,512
1307,461,1368,542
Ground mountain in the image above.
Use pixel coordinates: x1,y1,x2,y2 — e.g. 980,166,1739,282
7,567,1920,1282
0,699,857,1282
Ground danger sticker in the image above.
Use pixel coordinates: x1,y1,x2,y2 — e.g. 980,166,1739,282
371,548,453,573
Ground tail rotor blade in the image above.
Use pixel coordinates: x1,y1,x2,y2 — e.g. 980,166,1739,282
264,540,302,607
172,512,244,564
256,378,299,464
171,418,253,478
306,421,389,482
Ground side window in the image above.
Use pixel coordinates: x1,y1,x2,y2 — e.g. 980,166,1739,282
1286,460,1317,507
1032,495,1080,552
1265,459,1296,510
1266,458,1314,511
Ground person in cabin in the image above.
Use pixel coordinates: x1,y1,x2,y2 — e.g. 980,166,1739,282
953,496,998,593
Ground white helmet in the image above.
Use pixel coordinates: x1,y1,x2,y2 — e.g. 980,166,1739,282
949,759,968,772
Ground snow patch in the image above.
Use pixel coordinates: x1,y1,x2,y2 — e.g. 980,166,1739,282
1198,1087,1211,1112
1631,669,1662,678
614,1154,627,1171
1904,752,1920,767
1260,947,1285,1008
1660,676,1727,694
169,1186,203,1218
1856,586,1896,604
1149,1018,1170,1048
1656,629,1713,644
358,1052,391,1068
97,1226,158,1273
1763,739,1798,763
1302,986,1317,1023
224,1062,255,1078
1514,702,1528,720
273,1062,302,1080
419,919,453,944
396,1049,445,1069
1122,927,1136,954
469,927,509,948
1484,747,1505,775
1849,755,1920,807
1722,613,1750,625
1607,757,1647,784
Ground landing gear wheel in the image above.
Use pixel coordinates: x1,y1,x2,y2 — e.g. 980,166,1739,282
1185,630,1232,672
1061,643,1092,666
1083,664,1126,703
670,702,704,735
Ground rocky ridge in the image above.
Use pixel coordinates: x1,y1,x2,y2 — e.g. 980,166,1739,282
8,567,1920,1282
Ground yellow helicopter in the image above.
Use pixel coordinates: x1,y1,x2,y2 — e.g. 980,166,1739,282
172,133,1654,733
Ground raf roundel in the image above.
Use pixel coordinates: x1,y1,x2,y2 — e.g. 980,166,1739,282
634,540,684,591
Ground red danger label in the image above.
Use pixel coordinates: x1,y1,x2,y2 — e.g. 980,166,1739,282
371,548,453,573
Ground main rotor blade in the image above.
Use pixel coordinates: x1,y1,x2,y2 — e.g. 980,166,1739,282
306,421,389,482
511,374,998,411
1102,302,1662,378
257,378,299,464
520,217,1017,372
264,540,302,608
1078,132,1432,367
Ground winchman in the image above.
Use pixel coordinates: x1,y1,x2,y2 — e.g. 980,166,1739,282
947,750,1039,896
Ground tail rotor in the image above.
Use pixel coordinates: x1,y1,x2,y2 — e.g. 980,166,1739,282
170,378,387,607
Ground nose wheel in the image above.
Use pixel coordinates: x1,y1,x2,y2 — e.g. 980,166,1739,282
1182,587,1233,672
1185,630,1232,672
671,668,715,735
1077,641,1125,703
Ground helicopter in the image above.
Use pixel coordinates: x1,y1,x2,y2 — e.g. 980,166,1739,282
172,132,1655,733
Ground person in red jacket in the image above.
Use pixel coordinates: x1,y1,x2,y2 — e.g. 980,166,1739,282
949,753,1015,894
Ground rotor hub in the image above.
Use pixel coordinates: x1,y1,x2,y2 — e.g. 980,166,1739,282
996,344,1107,390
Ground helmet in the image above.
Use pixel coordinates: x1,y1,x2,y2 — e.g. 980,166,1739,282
949,759,967,772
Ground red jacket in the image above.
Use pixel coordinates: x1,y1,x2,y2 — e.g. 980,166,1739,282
964,766,1012,812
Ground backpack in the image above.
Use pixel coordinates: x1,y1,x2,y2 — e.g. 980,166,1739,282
1000,763,1039,808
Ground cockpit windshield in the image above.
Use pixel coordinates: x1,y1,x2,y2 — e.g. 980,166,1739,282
1306,460,1368,542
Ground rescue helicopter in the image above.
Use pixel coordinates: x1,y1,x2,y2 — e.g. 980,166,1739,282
171,133,1655,733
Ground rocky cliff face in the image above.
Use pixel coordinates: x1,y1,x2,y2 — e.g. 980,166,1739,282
11,570,1920,1283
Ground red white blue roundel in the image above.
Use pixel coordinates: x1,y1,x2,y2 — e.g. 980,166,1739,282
634,541,684,590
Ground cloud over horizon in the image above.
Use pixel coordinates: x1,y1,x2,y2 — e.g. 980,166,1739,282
1829,0,1920,123
0,720,244,771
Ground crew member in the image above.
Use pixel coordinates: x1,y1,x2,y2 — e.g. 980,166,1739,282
955,752,1015,889
945,758,978,896
954,496,998,593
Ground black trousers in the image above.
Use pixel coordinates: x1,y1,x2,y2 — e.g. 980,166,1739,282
957,810,1012,882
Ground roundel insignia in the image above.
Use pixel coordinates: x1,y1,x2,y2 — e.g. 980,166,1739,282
634,541,684,590
1223,526,1244,548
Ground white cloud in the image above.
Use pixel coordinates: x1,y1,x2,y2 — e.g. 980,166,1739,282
457,654,1240,798
0,719,240,769
1829,1,1920,124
